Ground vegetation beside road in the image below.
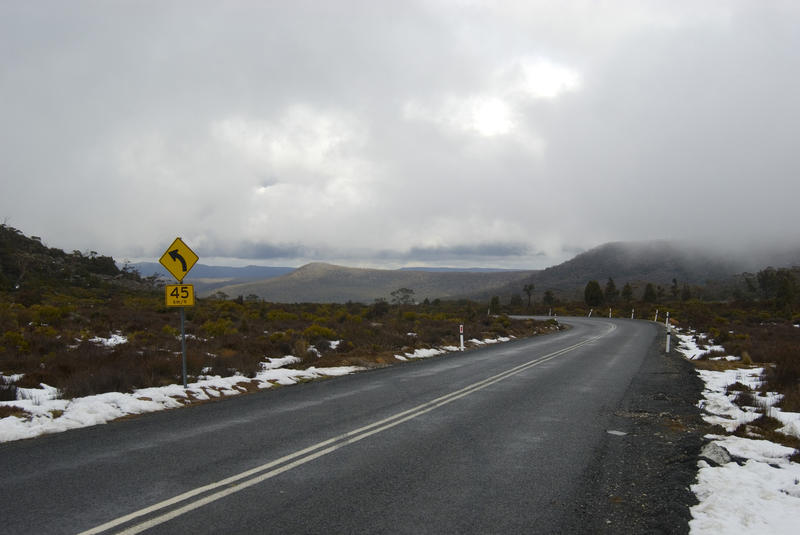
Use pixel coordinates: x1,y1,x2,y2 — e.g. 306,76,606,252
2,223,798,450
0,225,556,404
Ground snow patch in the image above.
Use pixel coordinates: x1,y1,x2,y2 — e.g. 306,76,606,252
679,328,800,534
674,331,725,360
89,332,128,347
0,335,520,444
0,358,363,443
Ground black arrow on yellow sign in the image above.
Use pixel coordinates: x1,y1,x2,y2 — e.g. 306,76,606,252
168,249,188,272
160,237,198,283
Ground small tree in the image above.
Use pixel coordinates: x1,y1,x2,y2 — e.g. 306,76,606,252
621,283,633,303
757,267,778,299
390,287,415,305
523,283,535,309
681,283,692,302
670,278,679,300
604,278,618,304
642,283,658,303
542,290,555,306
775,269,797,313
489,295,500,314
584,280,604,307
367,298,389,318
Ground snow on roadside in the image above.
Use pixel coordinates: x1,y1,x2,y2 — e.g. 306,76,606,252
395,336,514,360
676,329,800,533
695,367,766,432
692,452,800,534
1,336,511,444
674,330,726,361
0,358,364,444
395,348,446,361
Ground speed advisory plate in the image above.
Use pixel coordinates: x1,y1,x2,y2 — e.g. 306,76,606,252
165,284,195,307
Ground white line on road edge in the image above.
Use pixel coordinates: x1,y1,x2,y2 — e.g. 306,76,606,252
80,324,615,535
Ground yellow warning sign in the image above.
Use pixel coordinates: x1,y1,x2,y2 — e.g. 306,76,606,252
159,237,199,282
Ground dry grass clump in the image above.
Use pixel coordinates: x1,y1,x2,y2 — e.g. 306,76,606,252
692,359,748,372
694,348,727,361
0,405,28,419
779,385,800,413
734,414,800,460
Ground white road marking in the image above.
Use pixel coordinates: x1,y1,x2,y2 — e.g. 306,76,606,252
80,324,615,534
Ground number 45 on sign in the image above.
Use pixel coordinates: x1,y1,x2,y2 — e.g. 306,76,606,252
165,284,195,307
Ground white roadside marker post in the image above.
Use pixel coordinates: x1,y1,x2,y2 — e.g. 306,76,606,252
666,312,671,353
459,324,464,352
608,308,612,318
654,309,659,322
631,308,635,319
588,308,593,317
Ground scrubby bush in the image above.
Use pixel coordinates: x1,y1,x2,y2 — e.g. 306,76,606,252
201,318,238,338
302,324,337,340
267,309,299,322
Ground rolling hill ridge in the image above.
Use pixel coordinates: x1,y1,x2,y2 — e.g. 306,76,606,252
209,262,537,303
202,241,800,303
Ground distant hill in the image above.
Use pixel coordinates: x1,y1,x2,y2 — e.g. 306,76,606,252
208,262,537,303
129,262,294,295
528,240,741,297
398,267,525,273
204,241,800,303
487,240,800,302
7,223,798,305
130,262,294,280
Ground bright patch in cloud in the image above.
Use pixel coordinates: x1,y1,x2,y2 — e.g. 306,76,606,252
469,97,514,136
403,57,578,140
206,106,377,246
403,95,514,138
500,57,581,100
212,105,366,178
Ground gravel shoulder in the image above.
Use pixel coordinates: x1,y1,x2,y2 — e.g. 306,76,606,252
562,326,708,533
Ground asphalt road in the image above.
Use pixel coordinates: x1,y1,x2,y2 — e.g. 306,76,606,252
0,317,677,534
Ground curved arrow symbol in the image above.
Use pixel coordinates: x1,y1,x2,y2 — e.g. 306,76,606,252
168,249,188,272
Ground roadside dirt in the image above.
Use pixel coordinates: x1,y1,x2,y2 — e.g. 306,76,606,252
562,328,709,534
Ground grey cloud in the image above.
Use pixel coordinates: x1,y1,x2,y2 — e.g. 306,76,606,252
1,2,799,269
377,243,537,261
204,241,311,261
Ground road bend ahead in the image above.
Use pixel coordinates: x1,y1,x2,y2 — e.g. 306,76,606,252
0,318,692,534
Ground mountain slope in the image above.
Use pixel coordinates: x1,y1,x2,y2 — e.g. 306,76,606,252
488,240,800,301
129,262,294,295
130,262,294,281
534,241,739,289
208,262,537,303
197,240,800,304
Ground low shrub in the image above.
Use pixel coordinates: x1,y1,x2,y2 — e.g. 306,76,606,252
302,324,337,340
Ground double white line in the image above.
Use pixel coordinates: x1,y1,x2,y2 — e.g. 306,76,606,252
81,329,609,534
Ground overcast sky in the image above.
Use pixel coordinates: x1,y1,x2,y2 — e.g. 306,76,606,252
2,1,798,269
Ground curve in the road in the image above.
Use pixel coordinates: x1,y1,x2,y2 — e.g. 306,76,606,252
80,321,616,535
